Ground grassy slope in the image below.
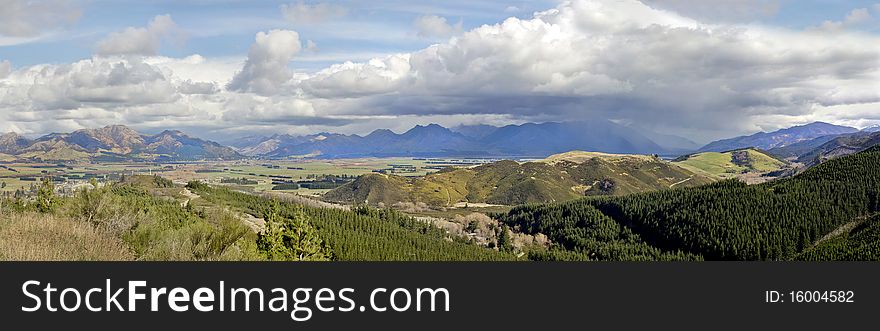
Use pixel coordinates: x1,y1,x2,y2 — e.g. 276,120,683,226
674,148,787,179
0,212,133,261
20,146,91,162
324,151,714,207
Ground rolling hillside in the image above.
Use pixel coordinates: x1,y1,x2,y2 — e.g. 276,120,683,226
496,146,880,261
323,151,714,207
673,148,789,181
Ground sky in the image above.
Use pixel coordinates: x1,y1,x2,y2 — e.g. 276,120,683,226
0,0,878,144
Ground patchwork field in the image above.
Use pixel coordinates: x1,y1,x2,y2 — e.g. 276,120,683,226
0,158,492,197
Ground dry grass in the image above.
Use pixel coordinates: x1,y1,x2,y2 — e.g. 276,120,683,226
0,212,133,261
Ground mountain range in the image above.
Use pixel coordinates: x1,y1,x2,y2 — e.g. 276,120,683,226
3,120,878,164
232,120,680,159
0,125,241,162
770,131,880,165
697,122,859,152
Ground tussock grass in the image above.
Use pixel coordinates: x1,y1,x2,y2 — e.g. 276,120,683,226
0,212,133,261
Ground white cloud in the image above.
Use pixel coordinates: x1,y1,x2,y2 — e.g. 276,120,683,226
815,8,874,32
299,54,413,98
221,94,316,123
504,6,521,13
305,40,319,52
0,60,11,78
280,1,347,25
1,0,879,142
845,8,872,24
0,0,81,37
178,80,218,95
97,15,184,56
25,58,179,110
228,30,303,95
292,0,880,140
414,15,463,38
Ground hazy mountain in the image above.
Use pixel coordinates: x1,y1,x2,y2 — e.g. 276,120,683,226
794,131,880,165
0,125,242,162
863,125,880,133
637,129,701,152
699,122,858,152
768,134,852,160
479,121,665,156
226,135,274,149
263,124,479,158
451,124,499,140
238,121,669,158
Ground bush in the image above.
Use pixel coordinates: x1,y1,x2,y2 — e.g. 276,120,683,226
36,178,56,213
257,200,332,261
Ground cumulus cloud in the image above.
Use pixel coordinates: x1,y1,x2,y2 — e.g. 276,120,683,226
815,8,874,32
26,58,179,110
0,56,245,135
228,30,303,95
96,15,184,56
177,80,218,95
1,0,879,142
299,54,412,98
221,94,316,123
280,1,347,25
0,60,11,78
293,0,880,139
414,15,463,38
0,0,81,37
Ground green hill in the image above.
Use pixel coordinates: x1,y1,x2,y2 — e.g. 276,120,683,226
673,148,788,180
324,151,714,207
797,214,880,261
496,146,880,261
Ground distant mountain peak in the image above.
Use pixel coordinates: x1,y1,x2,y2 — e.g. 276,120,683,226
407,123,450,133
156,129,187,136
699,122,858,152
233,121,669,158
365,129,397,139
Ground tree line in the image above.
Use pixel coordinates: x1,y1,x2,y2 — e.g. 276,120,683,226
496,146,880,261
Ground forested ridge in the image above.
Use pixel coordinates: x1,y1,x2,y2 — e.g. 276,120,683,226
497,146,880,261
186,182,517,261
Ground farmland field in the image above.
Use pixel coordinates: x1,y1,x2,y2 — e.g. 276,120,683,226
0,157,496,197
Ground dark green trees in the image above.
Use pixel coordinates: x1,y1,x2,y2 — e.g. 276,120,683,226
36,178,56,213
497,224,513,253
188,183,517,261
496,146,880,261
257,200,332,261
